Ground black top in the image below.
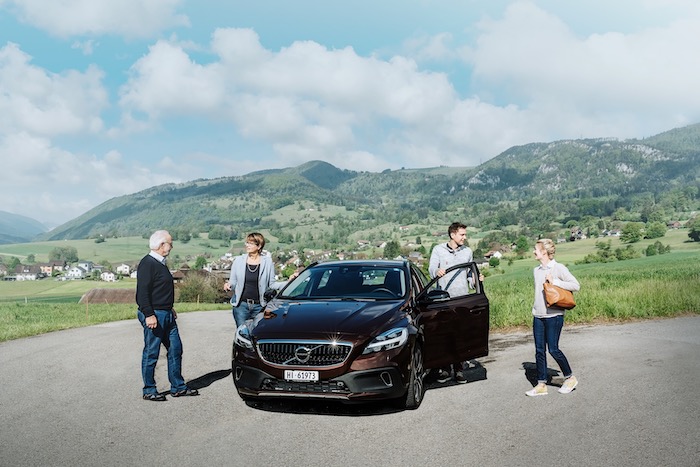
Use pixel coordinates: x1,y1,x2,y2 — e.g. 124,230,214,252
240,265,260,303
135,254,174,317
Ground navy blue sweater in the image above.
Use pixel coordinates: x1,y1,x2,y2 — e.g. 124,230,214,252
135,254,174,317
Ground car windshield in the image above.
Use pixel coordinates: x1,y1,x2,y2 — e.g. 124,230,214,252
280,264,407,300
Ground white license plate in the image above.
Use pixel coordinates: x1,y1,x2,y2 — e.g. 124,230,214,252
284,370,319,382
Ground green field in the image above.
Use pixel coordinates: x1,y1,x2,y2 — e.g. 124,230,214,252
0,229,698,342
0,234,235,265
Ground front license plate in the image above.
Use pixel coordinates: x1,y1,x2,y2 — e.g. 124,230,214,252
284,370,319,382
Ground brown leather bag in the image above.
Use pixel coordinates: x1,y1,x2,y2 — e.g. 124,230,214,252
543,281,576,309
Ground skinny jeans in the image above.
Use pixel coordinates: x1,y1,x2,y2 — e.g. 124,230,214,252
533,315,572,383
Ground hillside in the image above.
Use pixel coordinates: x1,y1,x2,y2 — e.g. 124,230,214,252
36,123,699,244
0,211,47,244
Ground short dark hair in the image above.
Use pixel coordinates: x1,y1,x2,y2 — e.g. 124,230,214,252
448,222,467,236
247,232,265,250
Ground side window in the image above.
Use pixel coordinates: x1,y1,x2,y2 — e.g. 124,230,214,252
428,264,477,299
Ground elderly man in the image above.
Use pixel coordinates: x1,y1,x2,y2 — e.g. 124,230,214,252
136,230,198,401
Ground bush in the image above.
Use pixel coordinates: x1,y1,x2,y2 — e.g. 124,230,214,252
177,274,219,303
688,216,700,242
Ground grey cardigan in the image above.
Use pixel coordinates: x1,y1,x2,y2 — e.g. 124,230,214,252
532,259,580,317
228,252,283,307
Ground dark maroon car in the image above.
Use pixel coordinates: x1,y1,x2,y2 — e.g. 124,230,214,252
231,260,489,409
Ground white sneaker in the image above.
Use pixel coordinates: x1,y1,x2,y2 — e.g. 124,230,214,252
525,384,548,397
558,376,578,394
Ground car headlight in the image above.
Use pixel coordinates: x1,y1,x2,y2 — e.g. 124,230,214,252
362,327,408,354
235,324,253,349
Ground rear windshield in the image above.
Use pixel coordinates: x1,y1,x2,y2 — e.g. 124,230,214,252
281,265,406,300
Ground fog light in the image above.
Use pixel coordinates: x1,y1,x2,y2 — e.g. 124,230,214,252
380,371,393,387
235,367,243,381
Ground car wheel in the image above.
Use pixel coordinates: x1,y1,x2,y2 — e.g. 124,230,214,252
403,344,425,410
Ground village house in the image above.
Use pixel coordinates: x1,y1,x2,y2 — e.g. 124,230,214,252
38,261,66,275
14,265,44,280
116,263,132,275
77,261,94,273
65,266,87,280
100,271,116,282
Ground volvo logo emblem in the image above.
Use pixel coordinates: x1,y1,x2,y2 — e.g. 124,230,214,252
295,346,311,363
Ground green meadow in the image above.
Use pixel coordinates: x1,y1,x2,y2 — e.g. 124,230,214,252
0,229,698,342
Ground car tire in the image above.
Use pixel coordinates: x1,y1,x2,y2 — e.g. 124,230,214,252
403,344,425,410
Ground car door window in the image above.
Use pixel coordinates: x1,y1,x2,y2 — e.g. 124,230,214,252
417,262,489,370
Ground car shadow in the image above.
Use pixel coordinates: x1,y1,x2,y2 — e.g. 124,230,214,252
244,361,488,416
521,362,562,387
186,369,232,391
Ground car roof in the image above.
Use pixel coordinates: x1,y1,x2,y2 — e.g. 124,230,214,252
313,259,409,268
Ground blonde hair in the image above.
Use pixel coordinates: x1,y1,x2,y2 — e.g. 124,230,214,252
536,238,556,259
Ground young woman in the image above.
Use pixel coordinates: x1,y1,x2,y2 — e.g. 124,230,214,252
526,238,581,397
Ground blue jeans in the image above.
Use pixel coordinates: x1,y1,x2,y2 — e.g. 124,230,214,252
533,315,572,383
233,301,262,327
137,309,187,395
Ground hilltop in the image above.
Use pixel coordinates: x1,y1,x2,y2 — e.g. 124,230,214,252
26,122,700,248
0,211,47,245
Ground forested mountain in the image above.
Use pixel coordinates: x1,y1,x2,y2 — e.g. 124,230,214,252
38,123,700,243
0,211,47,245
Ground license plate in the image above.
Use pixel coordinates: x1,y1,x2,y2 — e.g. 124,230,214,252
284,370,319,382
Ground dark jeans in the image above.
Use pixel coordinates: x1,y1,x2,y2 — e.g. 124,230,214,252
533,315,572,383
137,309,187,395
233,301,262,327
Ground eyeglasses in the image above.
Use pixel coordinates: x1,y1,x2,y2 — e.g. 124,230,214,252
245,241,259,246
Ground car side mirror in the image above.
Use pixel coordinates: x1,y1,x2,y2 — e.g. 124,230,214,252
419,289,450,303
263,288,278,302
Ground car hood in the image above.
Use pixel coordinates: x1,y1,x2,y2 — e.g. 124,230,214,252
252,299,404,340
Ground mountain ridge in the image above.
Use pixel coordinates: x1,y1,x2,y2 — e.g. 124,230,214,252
24,122,700,242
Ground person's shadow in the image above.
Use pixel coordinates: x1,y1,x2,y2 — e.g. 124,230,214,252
522,362,562,387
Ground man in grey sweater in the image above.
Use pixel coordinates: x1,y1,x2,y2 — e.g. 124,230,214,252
428,222,474,384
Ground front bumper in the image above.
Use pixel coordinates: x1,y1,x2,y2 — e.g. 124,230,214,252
232,362,407,402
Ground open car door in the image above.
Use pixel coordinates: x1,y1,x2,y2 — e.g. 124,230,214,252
416,262,490,370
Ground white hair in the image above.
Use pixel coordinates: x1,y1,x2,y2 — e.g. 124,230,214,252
149,230,170,250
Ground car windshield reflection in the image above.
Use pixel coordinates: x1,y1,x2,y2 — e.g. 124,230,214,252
280,264,406,300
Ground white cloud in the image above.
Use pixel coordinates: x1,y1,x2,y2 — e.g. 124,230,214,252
467,1,700,138
0,43,107,137
5,0,189,38
2,0,700,227
0,132,177,227
119,40,225,119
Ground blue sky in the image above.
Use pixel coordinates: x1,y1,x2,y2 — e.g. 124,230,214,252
1,0,699,227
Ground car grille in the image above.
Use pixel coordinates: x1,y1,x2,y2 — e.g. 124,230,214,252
257,340,353,367
264,380,351,395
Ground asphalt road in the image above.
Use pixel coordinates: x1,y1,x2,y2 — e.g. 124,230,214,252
1,312,698,467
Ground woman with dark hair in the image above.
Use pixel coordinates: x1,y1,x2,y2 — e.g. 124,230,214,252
224,232,300,327
224,232,277,327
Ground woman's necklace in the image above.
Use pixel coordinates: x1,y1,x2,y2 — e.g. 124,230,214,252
246,261,259,273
